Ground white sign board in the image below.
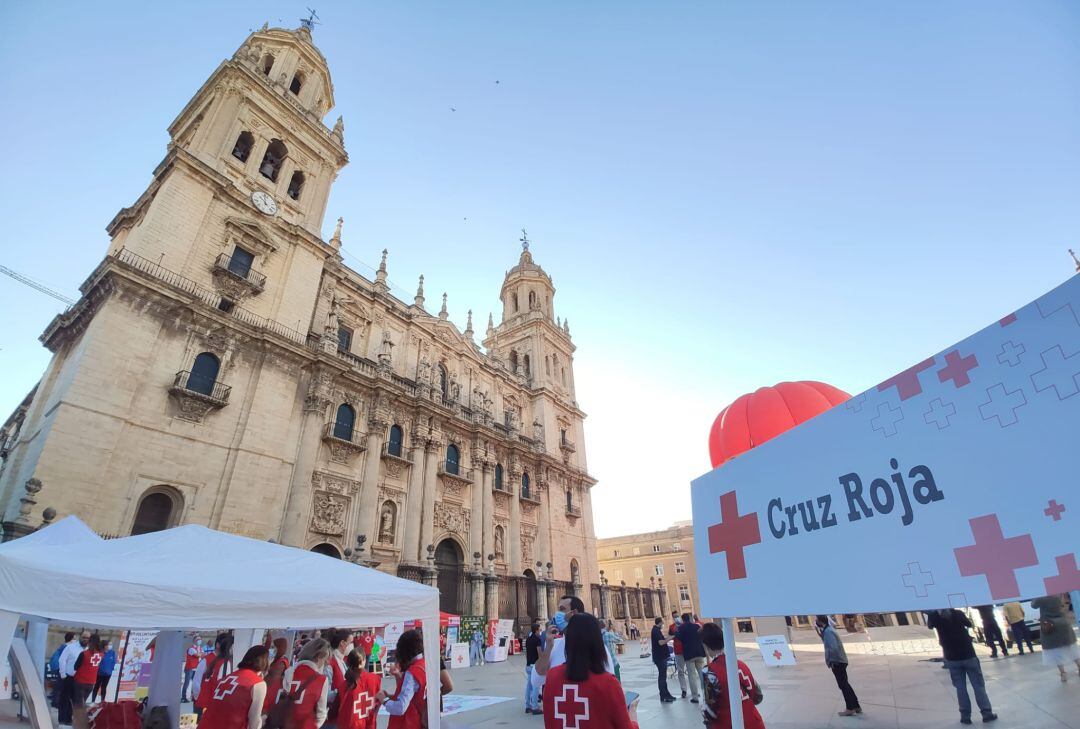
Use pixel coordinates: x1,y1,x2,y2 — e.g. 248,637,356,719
449,643,469,669
382,623,405,649
756,635,796,667
692,276,1080,617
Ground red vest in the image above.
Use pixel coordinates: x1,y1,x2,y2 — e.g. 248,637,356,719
195,655,229,711
262,656,290,714
329,654,347,694
75,650,104,685
336,673,383,729
541,664,632,729
387,659,427,729
286,662,328,729
703,656,765,729
199,669,263,729
185,645,203,671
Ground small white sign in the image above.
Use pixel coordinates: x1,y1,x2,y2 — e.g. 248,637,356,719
756,635,796,666
449,643,469,669
382,622,405,648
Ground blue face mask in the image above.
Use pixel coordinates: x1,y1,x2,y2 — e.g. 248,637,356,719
553,611,569,631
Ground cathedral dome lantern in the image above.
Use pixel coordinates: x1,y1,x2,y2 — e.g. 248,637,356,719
499,230,556,323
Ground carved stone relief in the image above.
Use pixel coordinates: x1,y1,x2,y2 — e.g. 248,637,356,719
433,502,470,537
310,490,348,536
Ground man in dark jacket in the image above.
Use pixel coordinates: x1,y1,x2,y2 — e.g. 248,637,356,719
650,617,675,703
926,609,998,724
816,615,862,716
974,605,1008,658
675,613,706,704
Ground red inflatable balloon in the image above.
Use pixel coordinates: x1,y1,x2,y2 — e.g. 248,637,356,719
708,381,851,468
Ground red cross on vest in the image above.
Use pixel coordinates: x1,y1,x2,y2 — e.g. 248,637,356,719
554,684,590,729
707,490,761,580
213,675,240,701
353,691,375,720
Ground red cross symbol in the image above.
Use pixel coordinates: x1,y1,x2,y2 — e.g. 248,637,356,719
954,514,1038,599
877,357,936,401
553,684,590,729
772,650,782,661
90,653,102,667
707,491,761,580
1045,499,1066,521
353,691,375,720
1043,554,1080,594
937,350,979,388
286,680,306,703
213,675,239,701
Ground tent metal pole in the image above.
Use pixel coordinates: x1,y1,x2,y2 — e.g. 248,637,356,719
721,617,744,729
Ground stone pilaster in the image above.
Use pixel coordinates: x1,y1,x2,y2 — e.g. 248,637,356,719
469,456,484,560
401,444,426,563
599,583,612,621
419,440,439,557
485,570,499,620
279,379,331,547
481,462,495,565
508,478,522,574
355,425,385,544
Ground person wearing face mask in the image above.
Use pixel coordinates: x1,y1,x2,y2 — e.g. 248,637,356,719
57,630,90,726
325,629,352,720
532,596,613,698
199,646,269,729
183,635,204,703
279,638,332,729
263,638,291,714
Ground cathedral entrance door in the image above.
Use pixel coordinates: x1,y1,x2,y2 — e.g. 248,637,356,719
435,539,464,614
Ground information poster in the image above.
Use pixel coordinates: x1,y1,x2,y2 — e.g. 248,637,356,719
449,643,469,669
756,635,796,666
382,623,405,650
117,630,157,700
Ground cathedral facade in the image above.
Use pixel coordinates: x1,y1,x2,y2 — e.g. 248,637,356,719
0,25,613,623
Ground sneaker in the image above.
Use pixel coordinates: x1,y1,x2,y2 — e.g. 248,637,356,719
855,707,863,714
838,710,857,717
960,718,972,725
690,699,699,704
982,713,998,723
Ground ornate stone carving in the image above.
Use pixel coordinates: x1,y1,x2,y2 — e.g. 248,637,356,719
327,438,364,464
520,524,537,567
310,490,348,536
312,472,360,495
169,387,227,423
382,456,405,479
433,502,470,536
304,370,335,413
439,479,463,501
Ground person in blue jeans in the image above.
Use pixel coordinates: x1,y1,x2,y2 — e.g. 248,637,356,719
91,639,117,703
926,609,997,725
523,623,542,714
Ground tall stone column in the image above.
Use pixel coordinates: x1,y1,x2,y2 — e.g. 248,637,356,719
536,490,552,576
657,580,668,618
508,476,522,575
480,463,494,562
355,425,385,544
279,382,331,546
401,444,426,564
535,564,549,622
546,569,557,616
419,440,439,559
620,584,631,625
469,458,484,560
485,571,499,621
599,582,612,621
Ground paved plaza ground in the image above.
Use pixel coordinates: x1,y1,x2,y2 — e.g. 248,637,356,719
3,636,1078,729
439,640,1080,729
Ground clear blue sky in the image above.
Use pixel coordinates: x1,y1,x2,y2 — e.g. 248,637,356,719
1,2,1077,537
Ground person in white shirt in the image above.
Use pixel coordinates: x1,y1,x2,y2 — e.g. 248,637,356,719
57,630,89,726
531,596,613,695
281,638,331,728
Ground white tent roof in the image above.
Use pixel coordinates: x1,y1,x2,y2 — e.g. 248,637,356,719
0,516,438,629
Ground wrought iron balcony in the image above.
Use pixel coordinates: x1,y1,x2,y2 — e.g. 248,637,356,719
322,421,365,447
171,370,231,404
438,461,474,482
213,253,266,293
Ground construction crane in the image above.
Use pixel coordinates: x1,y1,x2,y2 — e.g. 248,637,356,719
0,265,75,306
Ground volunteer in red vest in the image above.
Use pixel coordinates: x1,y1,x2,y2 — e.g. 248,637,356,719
326,629,351,699
542,614,633,729
72,633,105,708
699,622,765,729
261,637,291,714
183,636,205,703
336,649,382,729
280,638,331,729
198,646,268,729
668,613,688,699
375,629,427,729
194,633,234,718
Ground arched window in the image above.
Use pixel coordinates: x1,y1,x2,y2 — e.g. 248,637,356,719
512,293,519,312
261,53,275,76
494,463,504,491
523,354,531,378
311,543,341,559
290,72,304,96
438,364,448,400
445,443,460,475
521,471,531,499
189,352,220,396
509,351,518,374
131,488,181,535
333,403,355,441
259,139,287,181
231,131,254,162
287,171,305,200
388,424,404,457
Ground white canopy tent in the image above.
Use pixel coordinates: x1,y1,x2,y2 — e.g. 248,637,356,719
0,517,441,728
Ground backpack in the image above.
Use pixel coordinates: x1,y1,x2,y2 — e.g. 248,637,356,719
264,674,319,729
